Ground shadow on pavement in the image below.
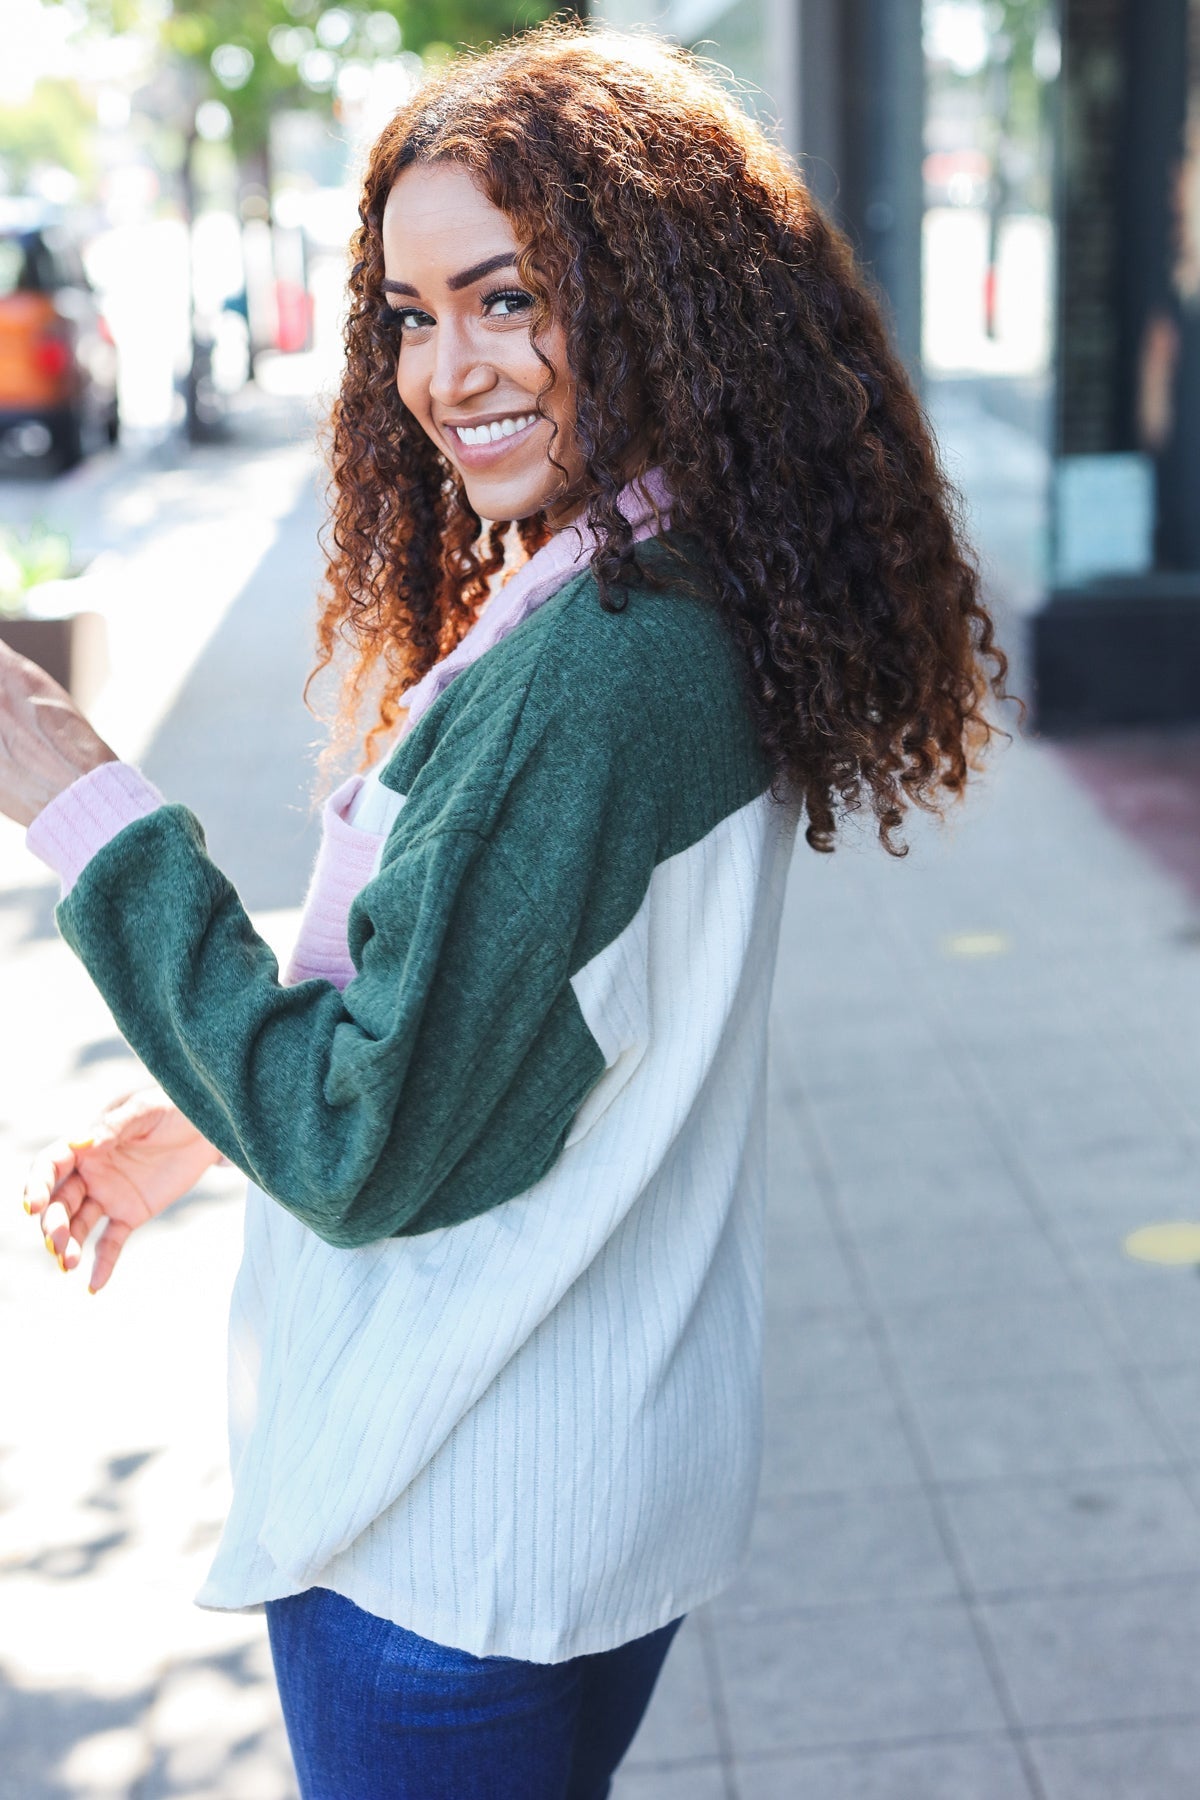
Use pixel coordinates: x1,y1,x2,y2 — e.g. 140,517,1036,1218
4,1451,156,1589
0,1638,293,1800
0,1679,154,1800
0,884,59,948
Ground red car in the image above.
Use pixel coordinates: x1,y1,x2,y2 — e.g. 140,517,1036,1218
0,201,120,473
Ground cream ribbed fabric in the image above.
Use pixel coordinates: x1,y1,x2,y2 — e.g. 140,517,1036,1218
196,783,796,1660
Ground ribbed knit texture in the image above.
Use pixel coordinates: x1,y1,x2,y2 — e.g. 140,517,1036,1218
26,760,165,897
283,775,387,988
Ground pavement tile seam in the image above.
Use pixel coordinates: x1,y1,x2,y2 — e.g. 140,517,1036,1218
700,1566,1200,1623
978,1569,1200,1619
929,1459,1190,1494
749,1461,1190,1505
754,1476,928,1501
1183,1472,1200,1524
1023,1713,1200,1740
807,1361,1175,1396
1022,1710,1200,1743
953,1568,1200,1606
692,1602,740,1799
618,1753,731,1773
729,1729,1029,1763
867,1274,1077,1310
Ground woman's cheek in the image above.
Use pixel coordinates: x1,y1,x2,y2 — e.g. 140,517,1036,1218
393,342,429,415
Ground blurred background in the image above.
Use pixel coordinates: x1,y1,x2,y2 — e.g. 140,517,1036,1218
2,4,1200,1798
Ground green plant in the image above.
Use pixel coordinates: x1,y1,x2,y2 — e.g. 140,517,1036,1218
0,520,74,617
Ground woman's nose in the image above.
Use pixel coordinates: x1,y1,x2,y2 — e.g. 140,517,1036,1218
429,321,493,408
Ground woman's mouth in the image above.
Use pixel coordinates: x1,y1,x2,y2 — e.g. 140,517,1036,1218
442,412,542,466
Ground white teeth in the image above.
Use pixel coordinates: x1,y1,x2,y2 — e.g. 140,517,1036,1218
453,414,536,446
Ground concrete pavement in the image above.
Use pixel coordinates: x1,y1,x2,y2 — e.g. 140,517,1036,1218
1,378,1199,1798
0,371,327,1799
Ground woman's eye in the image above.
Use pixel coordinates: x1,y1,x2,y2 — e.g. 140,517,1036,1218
482,288,534,320
381,305,434,332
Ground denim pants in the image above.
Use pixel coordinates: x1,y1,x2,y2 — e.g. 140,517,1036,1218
264,1586,685,1800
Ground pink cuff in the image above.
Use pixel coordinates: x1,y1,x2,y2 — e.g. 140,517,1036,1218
283,775,387,990
25,761,166,898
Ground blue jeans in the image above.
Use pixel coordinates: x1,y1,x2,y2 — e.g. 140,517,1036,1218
265,1586,685,1800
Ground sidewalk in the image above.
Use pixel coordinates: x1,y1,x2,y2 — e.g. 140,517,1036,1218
2,386,1199,1798
0,380,326,1800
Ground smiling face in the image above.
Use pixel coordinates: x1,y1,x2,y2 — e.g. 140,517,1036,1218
380,161,582,524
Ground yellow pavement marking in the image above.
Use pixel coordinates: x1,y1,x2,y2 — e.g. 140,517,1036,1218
943,931,1011,958
1122,1223,1200,1266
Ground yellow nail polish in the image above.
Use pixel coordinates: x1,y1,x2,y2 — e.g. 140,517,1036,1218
44,1235,54,1254
87,1285,96,1295
58,1256,66,1272
67,1136,94,1151
22,1199,31,1214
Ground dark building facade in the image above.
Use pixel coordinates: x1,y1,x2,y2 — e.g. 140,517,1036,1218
1036,0,1200,729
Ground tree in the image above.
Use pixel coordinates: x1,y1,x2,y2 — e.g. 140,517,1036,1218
55,0,559,171
0,77,94,194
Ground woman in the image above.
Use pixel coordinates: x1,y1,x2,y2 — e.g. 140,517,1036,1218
3,25,1008,1800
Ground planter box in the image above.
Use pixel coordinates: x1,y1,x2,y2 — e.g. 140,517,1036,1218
1030,572,1200,733
0,610,109,708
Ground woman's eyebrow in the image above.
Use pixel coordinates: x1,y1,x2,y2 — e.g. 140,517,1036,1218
381,252,519,299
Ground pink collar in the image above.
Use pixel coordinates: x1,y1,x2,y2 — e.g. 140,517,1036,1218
398,468,670,737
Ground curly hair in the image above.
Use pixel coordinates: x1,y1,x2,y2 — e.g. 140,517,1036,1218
312,21,1010,853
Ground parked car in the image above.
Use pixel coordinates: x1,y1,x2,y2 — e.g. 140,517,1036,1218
0,200,119,472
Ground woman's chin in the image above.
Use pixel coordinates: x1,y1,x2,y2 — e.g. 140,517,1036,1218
461,473,570,525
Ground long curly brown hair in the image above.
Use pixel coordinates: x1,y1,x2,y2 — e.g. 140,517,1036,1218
313,22,1009,852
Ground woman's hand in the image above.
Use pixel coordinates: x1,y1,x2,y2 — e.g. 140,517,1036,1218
0,639,117,827
23,1089,224,1293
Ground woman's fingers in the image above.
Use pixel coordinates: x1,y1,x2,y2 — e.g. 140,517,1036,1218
88,1219,132,1294
23,1108,156,1290
40,1173,87,1259
61,1197,106,1273
22,1094,145,1220
24,1093,176,1289
23,1141,78,1218
26,1149,109,1266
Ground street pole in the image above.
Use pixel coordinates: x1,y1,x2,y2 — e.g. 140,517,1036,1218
798,0,925,384
180,106,202,444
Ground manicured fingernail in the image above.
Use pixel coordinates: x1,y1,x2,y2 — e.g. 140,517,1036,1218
67,1136,93,1151
87,1285,96,1295
44,1235,55,1254
57,1255,66,1272
22,1199,31,1214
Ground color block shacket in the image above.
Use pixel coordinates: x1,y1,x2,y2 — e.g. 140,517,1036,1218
28,546,799,1661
